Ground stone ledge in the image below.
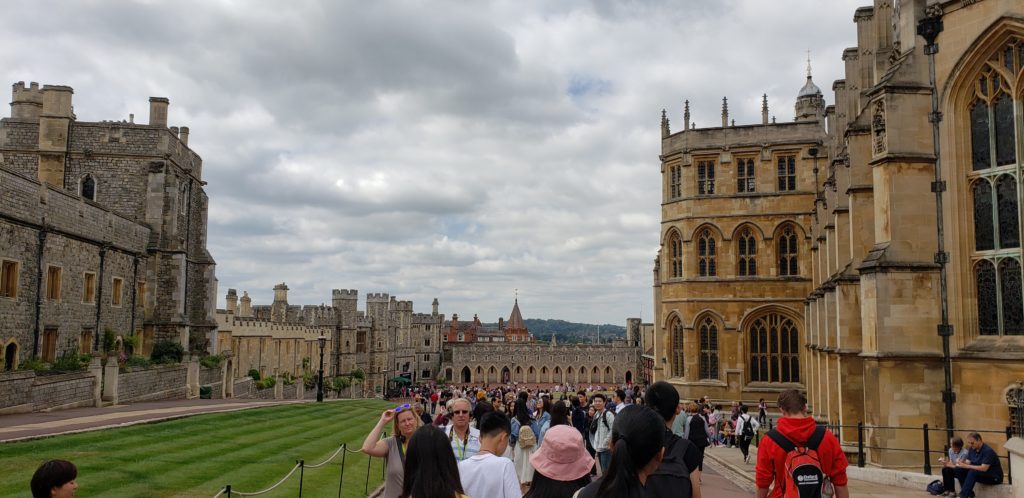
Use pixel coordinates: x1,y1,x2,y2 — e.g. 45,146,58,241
845,466,1013,498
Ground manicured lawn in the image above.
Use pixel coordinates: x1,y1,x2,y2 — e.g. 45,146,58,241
0,399,394,498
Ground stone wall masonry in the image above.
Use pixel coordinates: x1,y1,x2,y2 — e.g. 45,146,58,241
118,363,187,403
199,365,222,385
0,370,35,412
233,377,254,398
282,383,297,400
31,371,96,412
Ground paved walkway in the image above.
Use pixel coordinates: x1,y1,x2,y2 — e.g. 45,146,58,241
0,398,314,443
703,443,923,498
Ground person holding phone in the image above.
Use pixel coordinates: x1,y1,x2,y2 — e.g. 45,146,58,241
362,404,422,498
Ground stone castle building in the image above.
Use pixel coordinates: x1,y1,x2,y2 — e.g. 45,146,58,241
655,0,1024,465
0,83,216,370
440,300,640,386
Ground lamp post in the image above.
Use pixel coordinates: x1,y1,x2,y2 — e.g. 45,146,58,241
317,335,326,403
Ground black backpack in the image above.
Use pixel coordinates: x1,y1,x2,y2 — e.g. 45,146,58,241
741,415,754,438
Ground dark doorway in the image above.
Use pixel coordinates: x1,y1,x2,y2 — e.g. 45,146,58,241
461,366,471,383
625,371,633,384
4,343,16,371
501,367,510,383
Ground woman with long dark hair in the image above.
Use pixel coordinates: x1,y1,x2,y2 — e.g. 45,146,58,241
511,397,540,489
401,425,467,498
576,405,665,498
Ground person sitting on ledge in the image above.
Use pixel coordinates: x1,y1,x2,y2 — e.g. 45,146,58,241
953,432,1003,498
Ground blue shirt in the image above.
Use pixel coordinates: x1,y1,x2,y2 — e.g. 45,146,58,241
967,443,1003,481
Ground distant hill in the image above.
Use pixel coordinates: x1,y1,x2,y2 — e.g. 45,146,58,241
482,318,625,344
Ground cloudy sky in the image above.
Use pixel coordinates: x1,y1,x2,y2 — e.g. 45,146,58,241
2,0,868,324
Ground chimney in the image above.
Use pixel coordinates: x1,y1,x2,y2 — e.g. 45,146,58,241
148,97,169,127
239,291,252,317
226,288,238,314
179,126,189,146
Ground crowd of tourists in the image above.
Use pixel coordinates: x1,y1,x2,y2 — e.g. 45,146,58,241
363,382,858,498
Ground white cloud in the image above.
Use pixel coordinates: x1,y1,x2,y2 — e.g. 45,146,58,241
0,0,866,323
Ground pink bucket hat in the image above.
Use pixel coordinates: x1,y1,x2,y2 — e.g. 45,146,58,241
529,425,594,481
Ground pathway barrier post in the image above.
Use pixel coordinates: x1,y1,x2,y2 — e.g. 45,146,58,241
298,459,305,497
923,424,932,475
337,444,347,498
857,422,865,468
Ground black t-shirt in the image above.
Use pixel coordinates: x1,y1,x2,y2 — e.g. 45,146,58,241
645,429,701,498
969,444,1004,481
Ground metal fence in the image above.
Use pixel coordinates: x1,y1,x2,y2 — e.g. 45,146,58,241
213,433,387,498
756,419,1012,485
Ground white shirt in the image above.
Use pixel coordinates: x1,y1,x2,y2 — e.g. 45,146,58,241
458,452,522,498
736,414,760,436
443,424,482,461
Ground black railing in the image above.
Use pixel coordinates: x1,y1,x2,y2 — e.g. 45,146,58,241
756,419,1013,485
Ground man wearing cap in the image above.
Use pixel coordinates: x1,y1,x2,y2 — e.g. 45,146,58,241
443,397,481,462
459,412,521,498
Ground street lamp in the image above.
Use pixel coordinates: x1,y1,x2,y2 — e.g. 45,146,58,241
317,335,326,403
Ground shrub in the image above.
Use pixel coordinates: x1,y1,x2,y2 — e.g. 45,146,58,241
248,369,261,382
350,368,365,381
123,356,152,370
332,376,351,393
303,372,315,388
150,340,184,364
280,371,295,386
51,350,89,372
200,354,224,369
255,377,276,390
122,334,141,355
102,328,119,354
21,358,48,372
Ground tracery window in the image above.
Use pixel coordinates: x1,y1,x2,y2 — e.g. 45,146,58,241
670,164,682,199
748,313,800,383
670,319,684,377
737,228,757,276
698,317,719,380
668,231,683,278
697,160,715,195
778,226,799,276
737,158,755,193
697,229,717,277
777,155,796,191
969,37,1023,336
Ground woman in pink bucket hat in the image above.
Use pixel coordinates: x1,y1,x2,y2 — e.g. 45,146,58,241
525,425,593,498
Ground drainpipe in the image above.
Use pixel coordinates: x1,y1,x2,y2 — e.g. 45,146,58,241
93,245,107,351
32,230,47,358
917,11,955,439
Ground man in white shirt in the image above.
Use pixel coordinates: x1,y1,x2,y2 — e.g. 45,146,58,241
736,404,761,463
459,411,521,498
444,397,481,461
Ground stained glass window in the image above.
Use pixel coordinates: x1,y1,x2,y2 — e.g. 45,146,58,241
748,313,799,383
995,95,1015,166
997,175,1019,249
977,260,998,334
778,226,799,276
1001,259,1024,335
971,102,991,171
669,231,683,278
698,317,718,380
974,180,995,251
698,229,717,277
738,228,757,276
671,320,684,377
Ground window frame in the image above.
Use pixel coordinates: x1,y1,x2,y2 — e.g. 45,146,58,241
697,160,716,196
737,157,756,193
1,260,19,299
748,313,800,383
669,164,682,199
697,228,717,277
111,277,124,307
777,155,797,191
46,265,62,301
778,226,800,276
697,316,719,380
737,227,757,277
82,271,96,304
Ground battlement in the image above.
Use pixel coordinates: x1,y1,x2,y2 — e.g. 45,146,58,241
366,292,390,302
391,300,413,312
332,289,359,298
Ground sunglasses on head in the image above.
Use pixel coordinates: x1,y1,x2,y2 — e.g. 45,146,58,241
394,404,411,413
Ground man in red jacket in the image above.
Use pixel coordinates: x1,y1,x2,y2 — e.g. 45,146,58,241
755,389,849,498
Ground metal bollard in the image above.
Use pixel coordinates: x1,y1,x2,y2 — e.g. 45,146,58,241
298,459,305,498
225,485,231,497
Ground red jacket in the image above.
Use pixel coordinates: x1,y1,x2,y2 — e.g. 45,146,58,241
755,416,848,497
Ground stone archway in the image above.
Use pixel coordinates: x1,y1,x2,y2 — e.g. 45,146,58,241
567,366,574,384
488,366,497,384
592,366,599,384
4,342,16,371
625,370,633,384
501,366,511,384
445,367,453,381
554,366,562,384
604,366,614,384
541,366,549,383
515,366,522,382
462,367,471,383
528,366,535,383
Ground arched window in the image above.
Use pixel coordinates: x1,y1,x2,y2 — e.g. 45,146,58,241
1009,385,1024,438
778,226,799,276
969,37,1023,336
698,317,719,380
4,342,17,371
737,228,757,276
80,175,96,201
737,158,755,193
668,231,683,278
697,229,717,277
749,313,800,383
670,318,684,377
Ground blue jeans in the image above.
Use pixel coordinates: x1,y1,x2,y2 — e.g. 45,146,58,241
957,469,1002,497
597,450,612,473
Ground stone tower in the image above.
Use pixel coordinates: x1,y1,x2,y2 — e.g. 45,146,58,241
795,58,826,123
270,283,289,323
